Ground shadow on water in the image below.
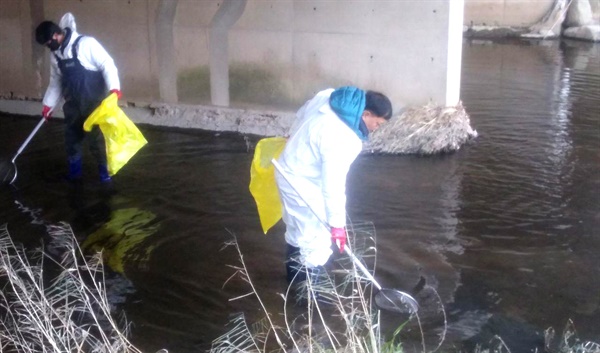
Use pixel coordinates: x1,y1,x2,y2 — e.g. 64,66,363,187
0,38,599,352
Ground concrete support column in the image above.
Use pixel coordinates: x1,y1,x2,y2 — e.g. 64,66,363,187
156,0,179,103
28,0,45,97
446,0,464,106
209,0,247,107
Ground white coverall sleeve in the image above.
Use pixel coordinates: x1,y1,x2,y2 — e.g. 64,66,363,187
80,37,120,91
42,57,63,110
319,131,362,228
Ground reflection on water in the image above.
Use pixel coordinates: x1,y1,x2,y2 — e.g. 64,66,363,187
450,39,599,351
82,207,161,274
0,39,598,352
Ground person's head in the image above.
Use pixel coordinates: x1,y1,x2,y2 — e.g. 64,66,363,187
362,90,392,132
35,21,64,51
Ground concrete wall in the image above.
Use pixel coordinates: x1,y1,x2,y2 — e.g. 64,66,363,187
464,0,555,27
0,1,41,97
464,0,600,27
0,0,462,115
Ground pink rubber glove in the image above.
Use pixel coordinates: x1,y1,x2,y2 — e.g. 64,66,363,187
109,89,122,99
42,105,52,121
331,227,347,253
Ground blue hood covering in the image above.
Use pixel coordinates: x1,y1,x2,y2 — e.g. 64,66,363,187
329,86,369,141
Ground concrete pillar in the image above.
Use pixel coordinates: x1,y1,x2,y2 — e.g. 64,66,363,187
209,0,247,107
27,0,45,97
446,0,464,106
528,0,569,38
566,0,594,26
155,0,179,103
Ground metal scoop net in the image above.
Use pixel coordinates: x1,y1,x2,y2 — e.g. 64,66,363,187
0,161,16,185
375,288,419,314
1,118,45,186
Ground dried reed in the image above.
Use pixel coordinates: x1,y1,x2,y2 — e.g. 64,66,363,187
544,319,600,353
211,222,447,353
368,102,477,155
0,222,142,353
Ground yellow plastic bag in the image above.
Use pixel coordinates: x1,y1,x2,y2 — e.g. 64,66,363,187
84,93,147,176
249,137,286,234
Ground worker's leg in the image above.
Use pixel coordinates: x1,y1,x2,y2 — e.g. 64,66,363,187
63,101,85,180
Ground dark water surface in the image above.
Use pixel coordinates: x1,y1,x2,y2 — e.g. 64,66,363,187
0,39,598,352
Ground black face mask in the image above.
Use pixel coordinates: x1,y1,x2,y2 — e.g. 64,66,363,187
47,39,60,51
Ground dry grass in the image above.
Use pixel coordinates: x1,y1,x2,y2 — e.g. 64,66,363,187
0,222,142,353
1,220,595,353
211,222,448,353
543,320,600,353
368,102,477,155
211,221,599,353
469,320,600,353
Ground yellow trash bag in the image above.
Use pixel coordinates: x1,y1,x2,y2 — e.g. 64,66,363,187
84,93,147,176
249,137,286,234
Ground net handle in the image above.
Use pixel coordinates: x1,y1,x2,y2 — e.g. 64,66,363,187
12,118,46,163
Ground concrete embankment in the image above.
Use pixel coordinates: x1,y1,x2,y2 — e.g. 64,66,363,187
465,0,599,42
0,98,294,138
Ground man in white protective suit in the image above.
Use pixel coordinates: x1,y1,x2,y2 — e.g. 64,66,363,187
35,13,121,183
275,86,392,284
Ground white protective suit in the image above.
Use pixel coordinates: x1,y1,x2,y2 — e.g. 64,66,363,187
275,89,363,268
43,13,120,112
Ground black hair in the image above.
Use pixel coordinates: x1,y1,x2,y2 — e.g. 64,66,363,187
35,21,62,45
365,90,393,120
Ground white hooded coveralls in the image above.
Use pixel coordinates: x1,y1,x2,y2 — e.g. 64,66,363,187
42,13,120,112
275,89,363,268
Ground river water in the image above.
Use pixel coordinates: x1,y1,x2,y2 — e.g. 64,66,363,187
0,39,598,352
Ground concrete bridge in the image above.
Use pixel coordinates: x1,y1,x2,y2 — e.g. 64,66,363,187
0,0,597,134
